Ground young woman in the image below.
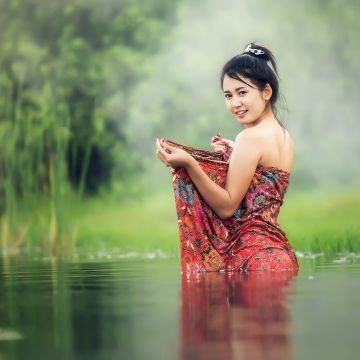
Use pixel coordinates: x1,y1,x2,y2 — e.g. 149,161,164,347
155,42,299,273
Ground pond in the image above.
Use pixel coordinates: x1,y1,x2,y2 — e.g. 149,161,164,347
0,253,359,359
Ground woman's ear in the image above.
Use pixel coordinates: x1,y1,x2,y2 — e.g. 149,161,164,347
262,83,272,101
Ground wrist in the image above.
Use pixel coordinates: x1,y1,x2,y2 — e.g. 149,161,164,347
184,156,197,170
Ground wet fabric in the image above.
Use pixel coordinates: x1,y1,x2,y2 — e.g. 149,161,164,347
165,139,299,273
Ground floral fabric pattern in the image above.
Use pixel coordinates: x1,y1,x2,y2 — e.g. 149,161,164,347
165,139,299,273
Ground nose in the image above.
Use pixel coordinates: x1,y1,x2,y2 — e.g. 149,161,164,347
231,95,242,108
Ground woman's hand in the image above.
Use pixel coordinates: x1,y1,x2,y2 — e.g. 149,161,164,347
155,139,194,168
210,135,235,154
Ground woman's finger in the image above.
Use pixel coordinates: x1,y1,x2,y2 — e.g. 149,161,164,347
211,134,222,143
221,139,235,147
211,140,224,146
156,139,170,159
156,142,170,162
212,143,225,149
155,139,171,167
160,139,176,153
156,151,170,166
213,145,225,153
157,148,169,162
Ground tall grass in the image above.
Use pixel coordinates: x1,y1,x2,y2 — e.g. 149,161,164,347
280,188,360,254
0,75,78,256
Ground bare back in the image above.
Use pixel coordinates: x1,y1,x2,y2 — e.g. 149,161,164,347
245,122,294,173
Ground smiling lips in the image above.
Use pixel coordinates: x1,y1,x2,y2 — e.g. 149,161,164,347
235,110,247,117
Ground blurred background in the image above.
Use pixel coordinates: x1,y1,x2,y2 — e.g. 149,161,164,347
0,0,359,258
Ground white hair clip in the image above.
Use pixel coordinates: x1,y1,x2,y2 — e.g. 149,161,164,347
244,44,265,56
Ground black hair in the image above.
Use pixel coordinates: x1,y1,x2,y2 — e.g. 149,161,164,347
220,42,286,130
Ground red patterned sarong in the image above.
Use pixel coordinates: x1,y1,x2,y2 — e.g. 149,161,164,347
165,139,299,273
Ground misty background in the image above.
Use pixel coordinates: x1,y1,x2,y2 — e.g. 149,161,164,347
128,0,360,191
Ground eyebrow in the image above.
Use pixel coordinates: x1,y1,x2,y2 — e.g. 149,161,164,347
223,86,246,93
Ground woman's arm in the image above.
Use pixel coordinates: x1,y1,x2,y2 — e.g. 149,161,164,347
156,132,262,219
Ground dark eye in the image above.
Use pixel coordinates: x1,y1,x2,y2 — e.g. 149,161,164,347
224,93,231,99
239,91,247,95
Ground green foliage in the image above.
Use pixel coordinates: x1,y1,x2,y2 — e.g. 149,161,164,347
0,0,181,195
0,0,182,250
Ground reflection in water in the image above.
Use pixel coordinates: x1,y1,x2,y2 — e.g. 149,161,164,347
0,258,182,360
2,257,359,359
181,270,299,360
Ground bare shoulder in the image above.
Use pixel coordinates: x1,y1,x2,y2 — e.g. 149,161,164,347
232,128,263,163
234,127,264,144
234,128,268,157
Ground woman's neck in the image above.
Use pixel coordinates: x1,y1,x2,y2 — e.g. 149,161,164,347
243,105,276,129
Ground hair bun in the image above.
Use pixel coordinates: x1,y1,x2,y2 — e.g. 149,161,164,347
241,42,278,76
243,42,266,57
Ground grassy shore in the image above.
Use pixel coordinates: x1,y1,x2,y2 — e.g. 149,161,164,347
71,187,360,257
280,188,360,254
1,187,359,258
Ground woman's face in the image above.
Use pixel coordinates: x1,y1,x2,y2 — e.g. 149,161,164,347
222,74,272,127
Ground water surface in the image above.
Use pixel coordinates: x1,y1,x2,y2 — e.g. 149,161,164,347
0,254,359,359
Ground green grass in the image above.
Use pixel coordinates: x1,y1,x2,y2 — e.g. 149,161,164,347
72,187,360,256
72,190,179,256
280,188,360,254
2,187,360,258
